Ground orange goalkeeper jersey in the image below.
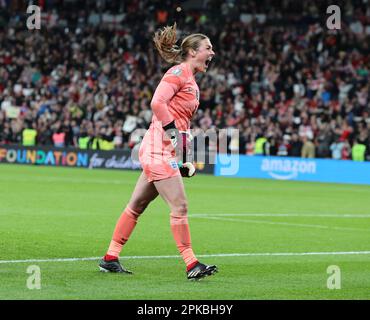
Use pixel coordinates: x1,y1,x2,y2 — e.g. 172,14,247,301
139,62,199,181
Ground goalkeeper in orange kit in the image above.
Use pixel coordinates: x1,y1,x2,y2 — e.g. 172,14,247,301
99,23,217,280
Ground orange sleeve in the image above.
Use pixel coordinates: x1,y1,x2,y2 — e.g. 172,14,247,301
150,67,185,127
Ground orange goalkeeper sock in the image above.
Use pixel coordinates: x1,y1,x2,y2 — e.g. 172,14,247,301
170,213,198,269
106,206,140,258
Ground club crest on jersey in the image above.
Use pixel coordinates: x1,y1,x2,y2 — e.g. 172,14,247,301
169,160,178,169
172,68,182,76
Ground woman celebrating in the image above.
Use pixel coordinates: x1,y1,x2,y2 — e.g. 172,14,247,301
99,23,217,280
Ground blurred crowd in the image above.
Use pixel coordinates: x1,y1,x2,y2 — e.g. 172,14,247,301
0,0,369,161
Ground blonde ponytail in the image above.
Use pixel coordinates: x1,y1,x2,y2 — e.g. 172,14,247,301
153,23,182,64
153,23,209,65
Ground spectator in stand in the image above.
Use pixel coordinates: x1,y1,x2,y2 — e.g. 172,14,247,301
0,0,368,162
289,133,303,158
352,139,367,161
266,136,278,156
315,123,332,158
341,139,352,160
301,136,315,158
330,137,345,160
22,121,37,147
254,134,267,156
277,135,291,157
52,127,66,148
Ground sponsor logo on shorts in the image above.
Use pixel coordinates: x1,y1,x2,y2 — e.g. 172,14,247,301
169,160,178,169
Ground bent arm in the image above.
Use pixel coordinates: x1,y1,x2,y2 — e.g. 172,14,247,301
150,73,183,127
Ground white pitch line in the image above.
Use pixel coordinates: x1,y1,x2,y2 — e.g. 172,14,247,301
190,213,370,218
1,251,370,265
0,255,177,264
190,215,369,232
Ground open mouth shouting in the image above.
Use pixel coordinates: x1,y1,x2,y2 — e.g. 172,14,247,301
193,38,215,73
204,56,213,70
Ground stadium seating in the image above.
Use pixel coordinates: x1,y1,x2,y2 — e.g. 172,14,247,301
0,0,369,160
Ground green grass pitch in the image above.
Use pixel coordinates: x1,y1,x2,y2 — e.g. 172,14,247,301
0,164,370,300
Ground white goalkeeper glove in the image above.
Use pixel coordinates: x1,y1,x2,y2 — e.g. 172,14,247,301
163,122,195,177
178,161,196,178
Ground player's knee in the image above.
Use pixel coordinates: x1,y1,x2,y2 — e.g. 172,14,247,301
135,202,148,214
175,201,188,216
129,199,150,215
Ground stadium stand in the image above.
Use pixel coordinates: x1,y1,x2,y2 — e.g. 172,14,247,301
0,0,369,160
